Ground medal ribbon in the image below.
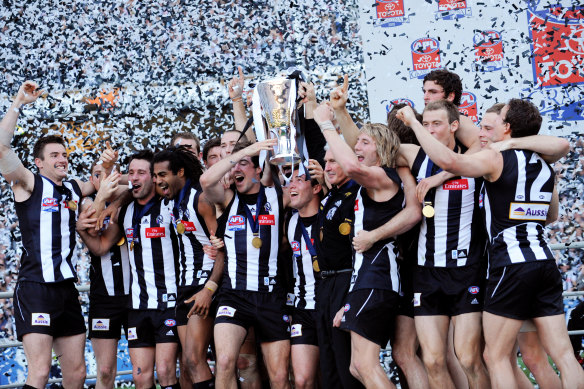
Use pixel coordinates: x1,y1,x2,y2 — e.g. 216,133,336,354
174,179,191,222
242,185,266,235
298,217,317,258
41,174,73,205
131,197,157,244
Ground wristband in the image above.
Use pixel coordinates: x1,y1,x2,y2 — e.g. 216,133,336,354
319,120,336,132
205,280,218,293
231,97,242,103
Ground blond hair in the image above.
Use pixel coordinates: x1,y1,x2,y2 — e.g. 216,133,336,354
360,123,401,168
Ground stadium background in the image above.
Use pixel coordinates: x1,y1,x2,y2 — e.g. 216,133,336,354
0,0,582,386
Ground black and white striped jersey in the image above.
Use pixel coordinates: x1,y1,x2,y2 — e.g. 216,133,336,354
15,174,81,283
481,149,555,269
119,196,179,310
349,167,403,293
172,184,213,287
286,212,318,310
89,244,131,298
217,185,283,292
411,148,484,268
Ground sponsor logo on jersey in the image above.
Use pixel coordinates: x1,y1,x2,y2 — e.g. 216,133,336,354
196,270,209,279
42,197,59,212
451,249,468,260
375,0,409,28
180,220,196,232
286,293,295,306
474,30,505,72
386,98,414,113
164,319,176,327
92,318,110,331
291,241,301,257
156,215,164,224
145,227,165,238
264,202,272,211
216,306,236,317
326,206,338,220
258,214,275,225
283,315,290,322
509,203,548,221
31,313,50,326
228,215,245,231
435,0,471,20
291,324,303,337
126,228,134,239
443,179,469,190
344,303,351,312
468,286,480,294
354,199,359,211
471,298,479,305
162,293,176,303
479,193,484,208
413,292,421,307
459,91,478,123
127,327,138,340
166,330,174,336
410,37,442,79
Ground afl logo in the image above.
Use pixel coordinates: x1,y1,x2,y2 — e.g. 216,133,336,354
291,241,301,252
411,37,439,55
567,29,584,54
474,30,504,66
229,215,244,225
164,319,176,327
386,98,414,112
473,30,502,47
42,197,59,207
458,91,478,123
468,286,480,294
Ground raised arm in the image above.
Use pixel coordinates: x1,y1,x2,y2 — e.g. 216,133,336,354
330,75,360,149
314,104,391,190
229,66,255,142
489,135,570,164
76,207,122,256
0,81,43,201
397,106,502,181
199,138,277,206
456,115,481,153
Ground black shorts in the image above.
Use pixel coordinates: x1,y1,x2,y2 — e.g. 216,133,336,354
14,280,86,341
398,259,414,318
88,295,129,339
214,289,290,343
175,285,218,326
484,261,563,320
413,262,484,317
126,308,179,348
290,308,318,346
340,288,399,347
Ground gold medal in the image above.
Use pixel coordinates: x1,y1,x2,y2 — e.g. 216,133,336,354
176,222,186,234
117,236,126,246
320,228,324,242
130,241,134,251
252,236,262,249
67,200,77,211
312,258,320,272
422,202,435,218
338,222,351,236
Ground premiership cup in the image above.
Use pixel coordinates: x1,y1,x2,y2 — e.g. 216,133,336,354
256,78,301,166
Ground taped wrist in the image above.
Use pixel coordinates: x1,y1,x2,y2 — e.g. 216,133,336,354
0,148,22,175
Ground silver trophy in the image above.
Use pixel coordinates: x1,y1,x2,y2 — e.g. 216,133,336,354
256,78,301,166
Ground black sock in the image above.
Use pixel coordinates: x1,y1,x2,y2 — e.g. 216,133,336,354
23,385,40,389
161,383,181,389
193,378,215,389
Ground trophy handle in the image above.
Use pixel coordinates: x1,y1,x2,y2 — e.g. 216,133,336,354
279,163,294,185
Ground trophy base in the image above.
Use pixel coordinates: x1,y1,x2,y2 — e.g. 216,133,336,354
270,154,301,166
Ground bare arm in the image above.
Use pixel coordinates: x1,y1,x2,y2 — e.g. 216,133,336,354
489,135,570,164
456,115,481,153
229,66,255,141
76,207,122,256
330,75,360,149
0,81,44,201
545,185,559,225
352,167,422,253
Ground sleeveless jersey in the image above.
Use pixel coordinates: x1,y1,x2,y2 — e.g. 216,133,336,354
349,167,403,293
89,243,131,298
217,185,283,292
15,174,81,283
481,149,555,269
286,212,318,310
119,197,179,310
411,147,484,268
172,184,214,287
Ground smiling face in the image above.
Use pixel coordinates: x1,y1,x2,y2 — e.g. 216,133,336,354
230,156,261,194
221,131,240,158
288,170,318,211
34,143,69,182
153,160,185,200
354,132,380,167
128,158,155,204
479,111,508,147
324,149,349,187
422,108,457,147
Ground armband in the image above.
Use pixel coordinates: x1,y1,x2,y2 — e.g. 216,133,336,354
319,121,337,132
0,148,23,175
205,280,218,294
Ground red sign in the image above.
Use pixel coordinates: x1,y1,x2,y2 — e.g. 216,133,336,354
438,0,466,11
354,199,359,211
410,38,441,78
258,214,275,225
474,30,504,71
376,0,405,19
180,220,196,231
528,7,584,87
145,227,166,238
458,91,478,123
443,179,469,190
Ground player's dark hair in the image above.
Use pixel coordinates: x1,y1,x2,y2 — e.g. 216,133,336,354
128,149,154,168
33,135,67,160
387,104,421,145
423,69,463,106
170,132,200,154
202,137,221,163
504,99,542,138
424,100,460,124
152,146,205,182
232,140,259,168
